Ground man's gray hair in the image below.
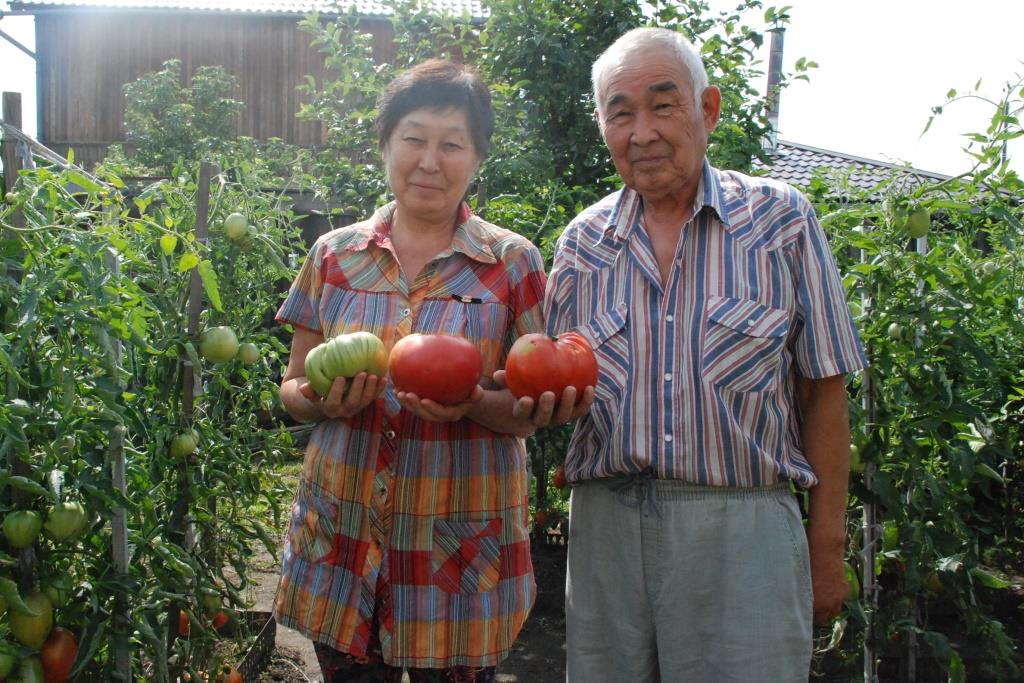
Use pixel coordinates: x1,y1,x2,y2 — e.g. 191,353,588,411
592,27,709,117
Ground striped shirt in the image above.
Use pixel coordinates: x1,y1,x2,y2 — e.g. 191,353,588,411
274,202,546,667
545,160,867,488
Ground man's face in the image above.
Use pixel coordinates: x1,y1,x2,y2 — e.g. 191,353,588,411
596,47,720,202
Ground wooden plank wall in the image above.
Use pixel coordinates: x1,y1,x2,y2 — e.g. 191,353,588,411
35,10,396,168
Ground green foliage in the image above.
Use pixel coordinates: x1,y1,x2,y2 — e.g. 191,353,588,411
807,75,1024,681
0,160,306,680
122,59,245,173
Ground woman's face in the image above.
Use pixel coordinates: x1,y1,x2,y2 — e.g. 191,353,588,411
383,106,482,225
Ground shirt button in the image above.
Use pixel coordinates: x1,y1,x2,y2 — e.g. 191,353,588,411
746,318,756,327
663,373,672,381
384,429,396,439
400,307,411,318
664,434,673,442
665,314,674,322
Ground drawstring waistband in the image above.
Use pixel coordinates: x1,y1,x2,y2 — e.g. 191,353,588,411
608,467,661,518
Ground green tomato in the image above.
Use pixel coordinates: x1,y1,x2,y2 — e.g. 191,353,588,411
223,212,248,241
237,342,260,365
3,510,43,549
11,655,44,683
43,501,89,542
305,331,388,397
41,572,73,608
844,563,860,601
905,208,930,238
169,429,199,460
199,326,239,363
849,443,865,473
882,523,899,552
9,592,53,649
0,650,14,677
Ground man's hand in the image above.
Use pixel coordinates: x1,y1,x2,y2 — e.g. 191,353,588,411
809,539,848,625
395,385,485,422
492,369,594,427
300,372,385,419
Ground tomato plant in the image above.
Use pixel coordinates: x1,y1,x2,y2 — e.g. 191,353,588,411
40,627,77,683
304,331,388,396
504,332,597,402
211,610,230,630
388,334,483,405
3,510,43,549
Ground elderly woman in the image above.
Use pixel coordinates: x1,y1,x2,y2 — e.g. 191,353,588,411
274,60,546,683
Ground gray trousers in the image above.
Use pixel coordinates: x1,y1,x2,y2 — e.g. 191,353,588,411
565,477,813,683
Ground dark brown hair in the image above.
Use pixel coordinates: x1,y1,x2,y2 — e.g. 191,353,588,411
375,59,495,158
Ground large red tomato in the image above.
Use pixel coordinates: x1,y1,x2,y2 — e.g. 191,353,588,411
40,627,77,683
388,334,483,405
505,332,598,402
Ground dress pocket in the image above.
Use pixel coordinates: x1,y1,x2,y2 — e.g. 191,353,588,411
431,518,503,595
702,296,790,393
286,483,341,565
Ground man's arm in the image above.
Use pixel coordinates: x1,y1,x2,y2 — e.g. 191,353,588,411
796,372,852,626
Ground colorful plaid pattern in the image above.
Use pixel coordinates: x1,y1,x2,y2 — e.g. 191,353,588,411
274,202,545,668
545,160,868,488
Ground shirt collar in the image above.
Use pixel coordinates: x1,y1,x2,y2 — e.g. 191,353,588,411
607,159,733,239
346,201,497,265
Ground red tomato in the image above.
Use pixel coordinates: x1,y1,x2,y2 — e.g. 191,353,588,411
215,665,243,683
552,465,568,489
505,332,598,402
178,609,190,637
40,627,77,683
388,334,483,405
212,610,230,630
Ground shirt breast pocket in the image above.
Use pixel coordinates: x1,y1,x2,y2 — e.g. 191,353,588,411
702,296,790,394
579,304,630,433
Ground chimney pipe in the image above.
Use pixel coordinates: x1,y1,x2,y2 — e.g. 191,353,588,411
764,27,784,156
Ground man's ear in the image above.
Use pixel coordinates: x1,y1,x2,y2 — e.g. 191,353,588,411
702,86,722,133
593,107,604,133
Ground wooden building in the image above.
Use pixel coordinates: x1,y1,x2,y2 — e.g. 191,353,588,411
8,0,488,168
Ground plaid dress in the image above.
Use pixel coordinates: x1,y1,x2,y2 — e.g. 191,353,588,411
274,202,546,668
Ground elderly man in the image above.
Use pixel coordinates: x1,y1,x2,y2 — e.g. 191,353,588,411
522,27,868,682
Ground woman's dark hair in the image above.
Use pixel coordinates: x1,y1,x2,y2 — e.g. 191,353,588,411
375,59,495,158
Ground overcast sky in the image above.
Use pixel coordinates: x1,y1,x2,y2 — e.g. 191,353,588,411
1,1,1022,176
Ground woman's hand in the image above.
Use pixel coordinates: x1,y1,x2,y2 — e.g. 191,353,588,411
301,372,386,420
395,385,485,422
493,369,595,427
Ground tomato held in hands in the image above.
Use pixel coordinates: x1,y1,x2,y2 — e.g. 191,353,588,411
505,332,598,402
305,331,389,397
40,627,77,683
389,334,483,405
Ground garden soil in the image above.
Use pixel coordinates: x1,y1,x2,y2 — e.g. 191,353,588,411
247,538,569,683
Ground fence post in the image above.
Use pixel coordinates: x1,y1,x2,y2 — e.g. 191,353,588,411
105,234,132,679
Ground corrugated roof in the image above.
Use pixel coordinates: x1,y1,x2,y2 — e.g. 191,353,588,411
9,0,489,20
754,139,949,192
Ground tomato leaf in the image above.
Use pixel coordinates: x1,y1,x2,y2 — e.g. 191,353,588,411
5,475,53,500
197,259,223,312
183,341,203,374
0,577,39,617
159,234,178,256
176,253,200,273
69,619,105,680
